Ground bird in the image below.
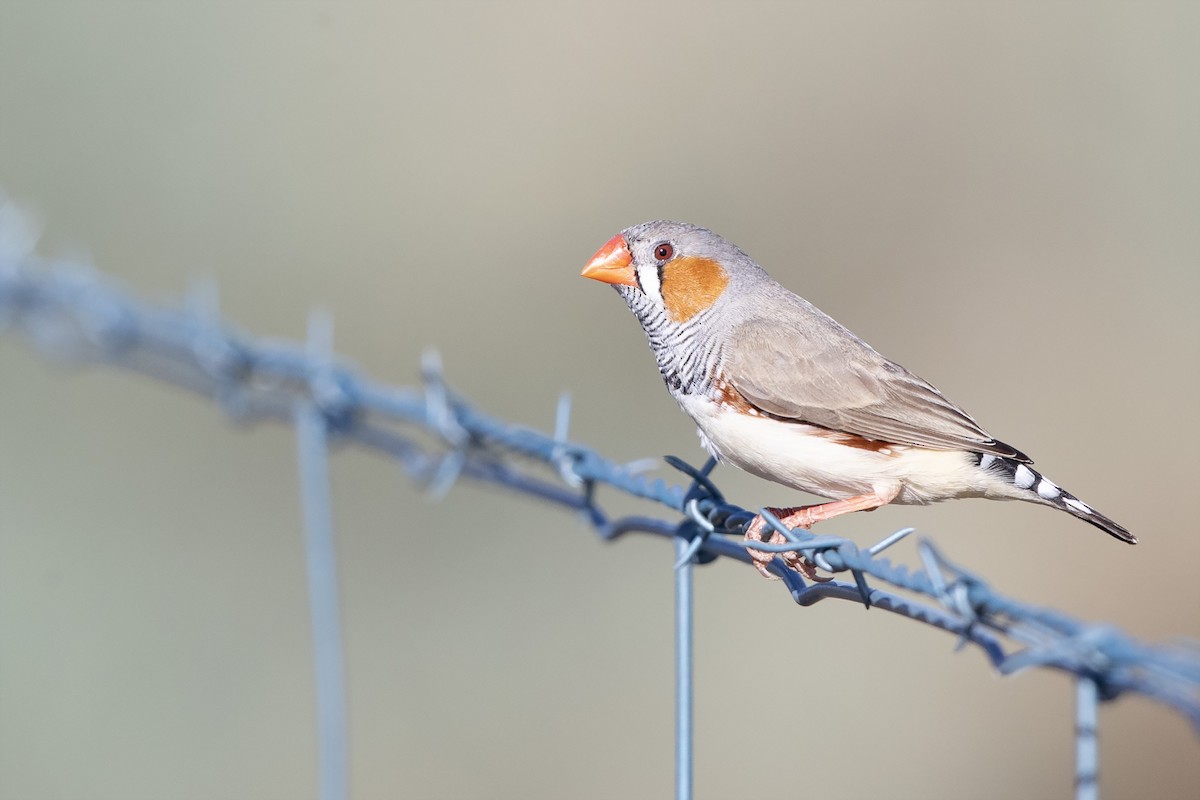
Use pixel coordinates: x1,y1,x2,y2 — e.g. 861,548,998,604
581,220,1135,579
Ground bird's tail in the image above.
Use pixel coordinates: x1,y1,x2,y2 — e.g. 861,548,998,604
976,454,1136,544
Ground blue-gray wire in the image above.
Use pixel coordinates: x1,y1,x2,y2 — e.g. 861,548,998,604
2,258,1197,735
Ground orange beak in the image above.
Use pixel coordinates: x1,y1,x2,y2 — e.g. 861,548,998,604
581,234,637,287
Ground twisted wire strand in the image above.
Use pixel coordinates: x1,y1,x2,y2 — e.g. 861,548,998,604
2,256,1198,733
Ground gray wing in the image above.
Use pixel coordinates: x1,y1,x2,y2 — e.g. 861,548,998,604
726,315,1031,462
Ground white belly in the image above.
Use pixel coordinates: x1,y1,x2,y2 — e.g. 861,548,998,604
677,395,1002,505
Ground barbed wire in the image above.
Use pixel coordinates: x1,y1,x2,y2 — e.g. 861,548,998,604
5,254,1199,723
2,232,1198,797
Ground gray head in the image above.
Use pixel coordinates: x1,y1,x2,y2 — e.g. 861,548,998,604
581,220,788,397
581,220,772,327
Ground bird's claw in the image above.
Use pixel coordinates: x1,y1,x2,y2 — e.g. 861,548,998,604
744,512,833,582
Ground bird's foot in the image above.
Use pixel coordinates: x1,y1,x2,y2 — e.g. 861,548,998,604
744,506,833,582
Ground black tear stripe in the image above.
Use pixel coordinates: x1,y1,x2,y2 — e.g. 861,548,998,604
972,453,1135,544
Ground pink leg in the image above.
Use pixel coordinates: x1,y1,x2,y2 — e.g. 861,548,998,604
744,488,899,580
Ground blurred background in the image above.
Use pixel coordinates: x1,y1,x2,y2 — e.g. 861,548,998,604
1,2,1197,798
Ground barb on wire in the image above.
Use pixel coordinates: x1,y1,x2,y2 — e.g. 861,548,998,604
2,245,1198,737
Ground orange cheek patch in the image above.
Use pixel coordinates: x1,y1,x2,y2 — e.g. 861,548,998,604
661,256,729,322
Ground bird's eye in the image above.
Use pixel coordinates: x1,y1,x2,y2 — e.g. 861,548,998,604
654,242,674,261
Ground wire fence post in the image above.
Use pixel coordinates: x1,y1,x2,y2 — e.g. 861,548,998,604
296,311,348,800
1076,677,1099,800
674,537,694,800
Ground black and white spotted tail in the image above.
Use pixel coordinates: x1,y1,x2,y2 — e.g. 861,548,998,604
977,454,1136,544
